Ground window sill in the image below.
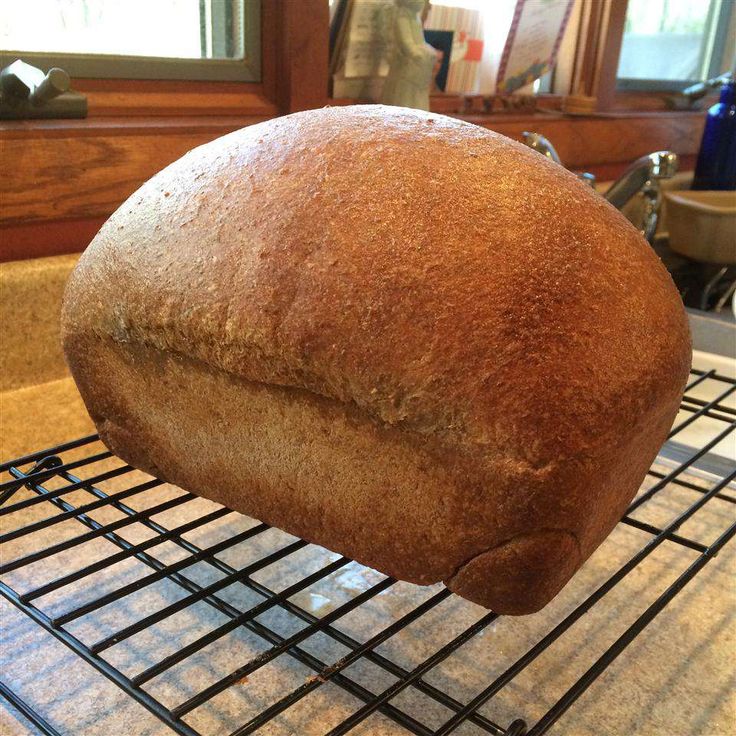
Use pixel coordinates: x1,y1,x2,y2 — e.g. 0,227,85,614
0,114,275,139
0,105,704,135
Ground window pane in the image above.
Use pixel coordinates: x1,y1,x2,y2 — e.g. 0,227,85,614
0,0,245,60
617,0,718,82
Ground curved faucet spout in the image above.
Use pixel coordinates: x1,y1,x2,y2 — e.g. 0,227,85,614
604,151,678,243
604,151,679,210
520,134,678,242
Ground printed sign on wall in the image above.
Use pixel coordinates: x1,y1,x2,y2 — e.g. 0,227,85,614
496,0,574,94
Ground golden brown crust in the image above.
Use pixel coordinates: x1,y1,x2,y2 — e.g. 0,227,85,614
62,105,691,614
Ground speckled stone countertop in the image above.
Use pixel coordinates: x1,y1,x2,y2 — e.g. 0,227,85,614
1,255,735,736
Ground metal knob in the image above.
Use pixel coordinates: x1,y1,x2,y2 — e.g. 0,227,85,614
29,68,69,106
578,171,597,189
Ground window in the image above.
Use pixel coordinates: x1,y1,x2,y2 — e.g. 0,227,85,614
617,0,734,91
0,0,260,81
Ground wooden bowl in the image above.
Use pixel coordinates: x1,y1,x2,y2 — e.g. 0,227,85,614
665,190,736,265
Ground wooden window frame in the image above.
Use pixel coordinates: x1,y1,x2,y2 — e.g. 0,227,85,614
559,0,732,114
47,0,330,119
0,0,261,83
616,0,734,93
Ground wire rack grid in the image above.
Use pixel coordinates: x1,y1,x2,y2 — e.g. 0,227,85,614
0,366,734,736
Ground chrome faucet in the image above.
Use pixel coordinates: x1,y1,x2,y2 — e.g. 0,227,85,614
521,132,678,243
522,131,562,164
522,131,597,189
604,151,679,242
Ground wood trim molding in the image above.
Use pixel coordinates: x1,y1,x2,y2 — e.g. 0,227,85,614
465,111,703,169
0,118,271,229
0,115,274,139
563,0,628,113
73,79,277,117
273,0,329,112
612,90,721,112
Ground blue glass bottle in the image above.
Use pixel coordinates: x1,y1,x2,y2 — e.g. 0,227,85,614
692,75,736,190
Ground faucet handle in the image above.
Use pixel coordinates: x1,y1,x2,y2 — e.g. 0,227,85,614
578,172,596,189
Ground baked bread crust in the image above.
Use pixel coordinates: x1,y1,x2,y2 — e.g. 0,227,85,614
62,105,691,614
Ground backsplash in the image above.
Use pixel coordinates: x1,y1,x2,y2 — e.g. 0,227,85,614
0,253,79,391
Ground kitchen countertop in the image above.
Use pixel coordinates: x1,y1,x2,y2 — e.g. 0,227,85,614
1,364,735,736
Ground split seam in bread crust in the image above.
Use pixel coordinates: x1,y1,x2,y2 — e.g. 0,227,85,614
443,528,582,588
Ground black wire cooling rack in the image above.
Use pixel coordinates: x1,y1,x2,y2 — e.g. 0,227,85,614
1,366,735,736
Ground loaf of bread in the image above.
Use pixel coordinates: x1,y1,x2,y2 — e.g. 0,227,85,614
62,105,690,614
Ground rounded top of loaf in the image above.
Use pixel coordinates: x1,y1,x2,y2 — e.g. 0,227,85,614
63,105,690,473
